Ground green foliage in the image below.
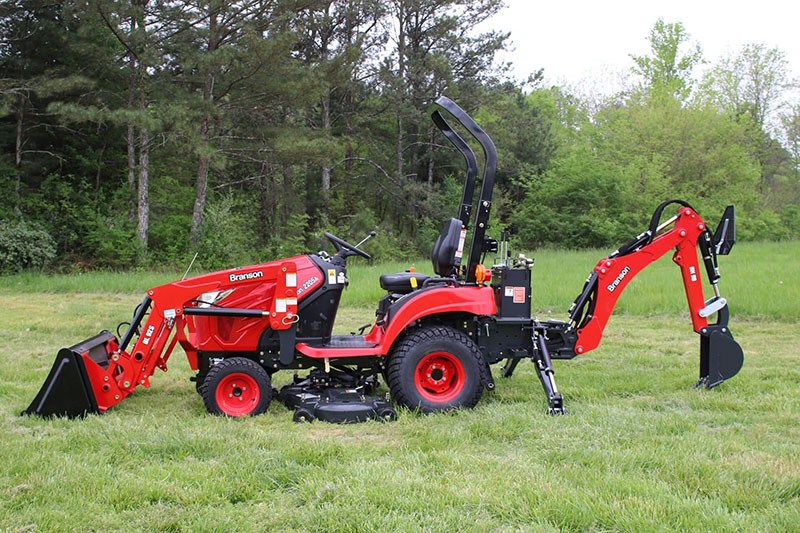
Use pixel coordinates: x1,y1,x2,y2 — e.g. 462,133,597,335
28,175,105,261
0,220,56,273
510,85,773,249
778,204,800,237
511,146,638,248
269,212,312,259
197,195,260,271
701,43,790,127
147,172,195,266
474,82,557,202
0,7,797,271
82,216,141,270
631,18,703,100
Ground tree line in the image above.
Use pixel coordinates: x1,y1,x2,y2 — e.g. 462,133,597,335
1,2,798,273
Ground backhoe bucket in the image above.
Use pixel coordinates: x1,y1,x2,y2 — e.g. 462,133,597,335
23,331,116,418
698,326,744,388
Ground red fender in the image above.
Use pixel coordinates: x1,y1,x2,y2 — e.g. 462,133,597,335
296,285,496,358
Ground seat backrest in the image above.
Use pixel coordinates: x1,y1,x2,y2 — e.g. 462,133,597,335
431,218,465,276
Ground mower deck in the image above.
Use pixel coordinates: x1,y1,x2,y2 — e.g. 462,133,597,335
278,371,396,423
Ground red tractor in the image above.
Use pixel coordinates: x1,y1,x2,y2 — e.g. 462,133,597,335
25,97,743,422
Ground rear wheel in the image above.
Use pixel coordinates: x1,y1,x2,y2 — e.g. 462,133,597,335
201,357,272,417
387,326,487,413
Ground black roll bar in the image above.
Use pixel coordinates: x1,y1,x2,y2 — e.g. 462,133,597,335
430,105,478,227
429,96,498,282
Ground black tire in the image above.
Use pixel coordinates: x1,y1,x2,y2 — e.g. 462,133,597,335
200,357,272,417
293,407,314,423
377,406,398,422
194,374,206,395
386,326,487,413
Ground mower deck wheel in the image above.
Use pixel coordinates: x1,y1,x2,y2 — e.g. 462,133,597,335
200,357,272,417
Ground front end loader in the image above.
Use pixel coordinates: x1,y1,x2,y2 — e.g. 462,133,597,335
24,96,743,422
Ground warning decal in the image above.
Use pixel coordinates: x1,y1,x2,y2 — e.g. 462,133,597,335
513,287,526,304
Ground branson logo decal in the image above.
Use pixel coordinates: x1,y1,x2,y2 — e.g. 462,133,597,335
607,266,631,293
229,271,264,283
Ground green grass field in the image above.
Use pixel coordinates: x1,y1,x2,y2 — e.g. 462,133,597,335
1,242,798,531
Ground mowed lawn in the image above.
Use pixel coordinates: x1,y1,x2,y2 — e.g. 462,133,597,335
0,242,798,531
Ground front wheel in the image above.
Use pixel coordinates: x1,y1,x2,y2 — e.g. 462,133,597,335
201,357,272,417
387,326,487,413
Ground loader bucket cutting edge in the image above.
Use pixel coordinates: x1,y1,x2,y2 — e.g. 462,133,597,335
23,330,117,418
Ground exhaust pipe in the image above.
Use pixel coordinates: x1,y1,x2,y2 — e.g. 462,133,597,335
23,331,117,418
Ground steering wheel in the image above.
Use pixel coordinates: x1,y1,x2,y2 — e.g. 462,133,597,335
324,232,371,259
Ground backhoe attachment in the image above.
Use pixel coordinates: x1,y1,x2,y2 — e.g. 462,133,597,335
552,201,744,389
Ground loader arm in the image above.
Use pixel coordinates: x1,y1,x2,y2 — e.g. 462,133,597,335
95,262,301,412
25,262,301,417
559,201,743,388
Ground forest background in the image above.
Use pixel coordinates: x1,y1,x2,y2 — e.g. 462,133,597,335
1,0,799,273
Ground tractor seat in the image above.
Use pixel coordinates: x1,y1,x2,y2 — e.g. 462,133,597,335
378,218,463,295
379,272,430,294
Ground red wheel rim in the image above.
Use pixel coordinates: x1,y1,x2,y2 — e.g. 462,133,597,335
415,351,465,403
215,372,260,416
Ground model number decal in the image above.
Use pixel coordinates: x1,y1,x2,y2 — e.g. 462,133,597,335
297,275,320,295
141,325,155,345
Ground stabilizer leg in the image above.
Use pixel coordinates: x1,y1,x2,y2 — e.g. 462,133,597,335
533,327,564,415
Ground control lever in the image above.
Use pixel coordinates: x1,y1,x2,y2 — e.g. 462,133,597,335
355,230,377,249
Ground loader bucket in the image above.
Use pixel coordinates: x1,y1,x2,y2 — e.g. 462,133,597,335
23,330,116,418
698,326,744,388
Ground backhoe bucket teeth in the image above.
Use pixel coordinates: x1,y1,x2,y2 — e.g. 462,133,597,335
23,331,116,418
698,327,744,388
